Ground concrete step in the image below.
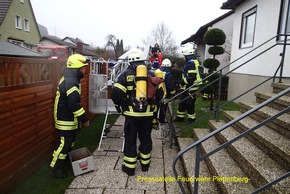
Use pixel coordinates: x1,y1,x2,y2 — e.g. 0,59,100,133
271,82,290,97
239,102,290,139
177,137,219,194
193,128,256,194
208,120,290,194
254,92,290,112
223,110,290,170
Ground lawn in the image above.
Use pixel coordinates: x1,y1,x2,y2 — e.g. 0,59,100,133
172,97,240,138
12,114,118,194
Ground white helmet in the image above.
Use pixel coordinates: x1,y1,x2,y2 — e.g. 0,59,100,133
128,48,145,62
181,45,195,56
161,58,172,67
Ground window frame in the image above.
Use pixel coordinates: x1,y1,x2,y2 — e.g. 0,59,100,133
239,6,257,49
15,15,22,29
277,0,290,41
24,19,30,32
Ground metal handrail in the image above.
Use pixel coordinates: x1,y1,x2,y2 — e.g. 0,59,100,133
171,33,290,193
166,34,288,137
173,87,290,194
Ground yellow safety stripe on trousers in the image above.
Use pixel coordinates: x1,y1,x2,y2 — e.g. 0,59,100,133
50,136,65,167
140,152,151,165
123,156,137,168
140,152,151,159
124,156,137,162
124,106,153,117
188,113,196,119
123,162,136,169
66,86,80,96
141,159,151,165
177,111,185,118
114,83,127,93
73,107,85,117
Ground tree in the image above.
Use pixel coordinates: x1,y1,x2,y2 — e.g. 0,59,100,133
105,34,124,59
143,22,179,57
202,28,229,110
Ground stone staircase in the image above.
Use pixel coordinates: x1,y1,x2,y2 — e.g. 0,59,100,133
177,82,290,194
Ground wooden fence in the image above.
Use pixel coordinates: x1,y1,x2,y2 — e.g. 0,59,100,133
0,57,94,193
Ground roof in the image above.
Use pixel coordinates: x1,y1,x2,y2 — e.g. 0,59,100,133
0,41,47,58
40,35,76,48
0,0,11,25
221,0,246,9
181,10,234,45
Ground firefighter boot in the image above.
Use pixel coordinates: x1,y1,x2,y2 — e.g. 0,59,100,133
174,117,184,122
122,165,135,176
49,159,67,178
48,166,67,178
187,118,196,124
141,163,150,172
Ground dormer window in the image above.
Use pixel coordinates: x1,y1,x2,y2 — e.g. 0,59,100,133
20,0,24,3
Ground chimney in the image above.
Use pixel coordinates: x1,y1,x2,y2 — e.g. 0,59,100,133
77,41,83,51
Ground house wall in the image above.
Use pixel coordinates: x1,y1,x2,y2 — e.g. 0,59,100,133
0,0,41,46
205,13,235,74
228,0,290,102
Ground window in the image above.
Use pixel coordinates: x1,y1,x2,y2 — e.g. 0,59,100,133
20,0,24,3
24,19,30,31
240,7,257,48
15,15,21,29
278,0,290,40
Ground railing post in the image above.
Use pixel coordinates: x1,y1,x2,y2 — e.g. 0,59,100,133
194,144,201,194
170,99,176,148
279,34,287,83
215,69,223,121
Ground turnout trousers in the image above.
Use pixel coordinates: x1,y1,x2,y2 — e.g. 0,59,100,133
123,117,153,171
176,90,197,120
49,130,76,170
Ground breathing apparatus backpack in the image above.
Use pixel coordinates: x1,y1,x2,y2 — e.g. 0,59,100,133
133,64,164,112
133,64,148,111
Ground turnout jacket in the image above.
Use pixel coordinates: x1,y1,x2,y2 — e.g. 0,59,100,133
182,59,202,91
112,64,165,118
155,66,176,98
54,69,89,130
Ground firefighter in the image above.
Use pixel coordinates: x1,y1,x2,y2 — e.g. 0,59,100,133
49,54,90,178
174,45,202,124
155,59,176,146
112,48,165,176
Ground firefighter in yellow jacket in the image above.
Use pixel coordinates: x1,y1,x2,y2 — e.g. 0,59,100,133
175,45,202,124
49,54,90,178
112,48,165,176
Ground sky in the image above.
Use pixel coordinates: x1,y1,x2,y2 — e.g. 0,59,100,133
30,0,229,48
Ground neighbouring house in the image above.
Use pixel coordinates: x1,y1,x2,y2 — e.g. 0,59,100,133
181,10,235,75
63,36,99,59
39,35,77,56
0,0,41,49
